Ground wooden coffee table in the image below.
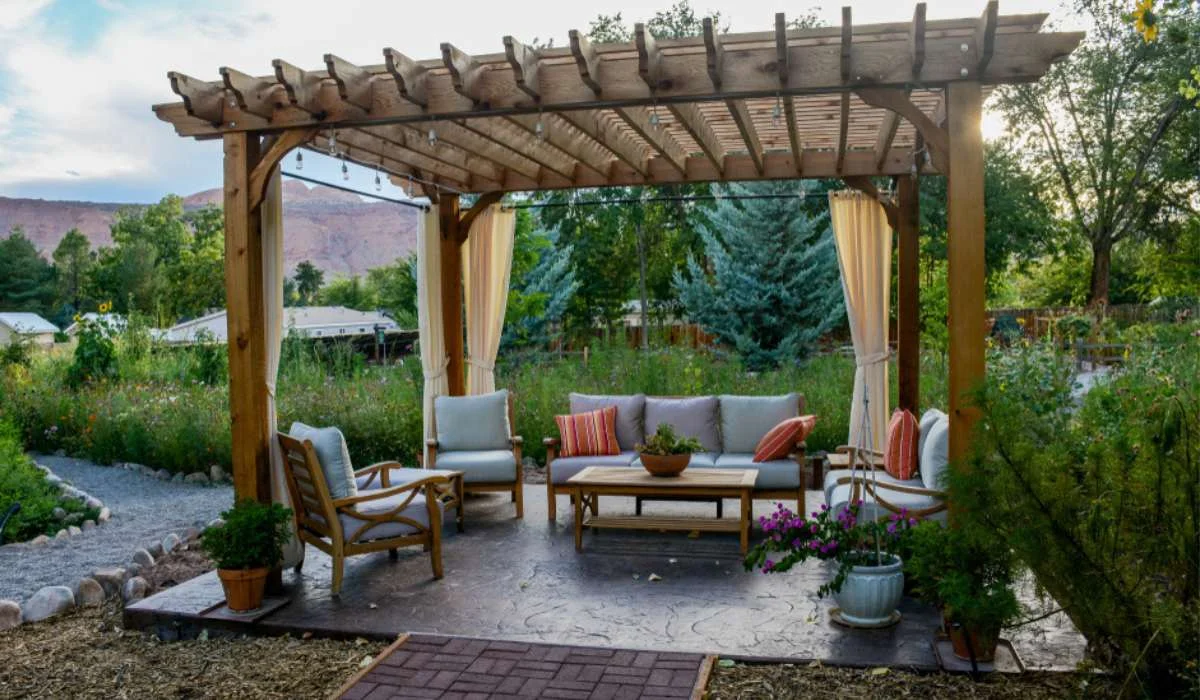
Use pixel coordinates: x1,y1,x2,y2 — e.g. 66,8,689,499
567,467,758,554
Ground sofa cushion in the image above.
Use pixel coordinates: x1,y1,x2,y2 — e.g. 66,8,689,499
435,450,517,484
719,394,800,453
550,451,639,484
713,453,803,489
435,390,510,451
569,393,645,451
631,452,718,469
339,492,430,542
827,482,947,523
289,422,357,501
644,396,721,453
920,416,950,491
753,415,816,462
555,406,621,458
917,409,947,463
884,409,919,481
822,468,923,506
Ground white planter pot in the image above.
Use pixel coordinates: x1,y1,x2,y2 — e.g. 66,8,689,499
832,552,904,627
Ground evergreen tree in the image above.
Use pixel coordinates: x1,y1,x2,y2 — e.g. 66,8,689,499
0,227,56,316
502,225,578,350
674,181,843,370
52,228,94,313
293,261,323,305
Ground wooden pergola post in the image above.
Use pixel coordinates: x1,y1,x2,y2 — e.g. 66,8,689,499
896,175,920,413
438,194,466,396
945,82,986,463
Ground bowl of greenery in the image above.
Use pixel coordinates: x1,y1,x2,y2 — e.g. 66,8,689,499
201,499,293,612
636,424,704,477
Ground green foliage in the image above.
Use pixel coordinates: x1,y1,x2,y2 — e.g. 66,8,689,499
52,228,94,316
502,212,577,350
636,423,703,456
1,336,34,369
201,499,292,570
0,418,98,543
366,254,419,327
317,275,375,310
65,308,119,389
902,522,1021,632
954,340,1199,695
292,261,324,306
0,227,56,316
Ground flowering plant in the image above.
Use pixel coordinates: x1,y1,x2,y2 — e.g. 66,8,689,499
744,501,919,596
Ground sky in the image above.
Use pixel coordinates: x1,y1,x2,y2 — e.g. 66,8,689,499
0,0,1072,204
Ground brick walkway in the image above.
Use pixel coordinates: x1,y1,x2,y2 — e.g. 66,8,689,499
338,633,713,700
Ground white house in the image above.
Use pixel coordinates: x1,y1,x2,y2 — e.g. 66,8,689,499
0,312,59,348
165,306,400,344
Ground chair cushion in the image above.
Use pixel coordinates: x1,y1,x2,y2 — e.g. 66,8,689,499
569,393,646,451
555,406,621,458
631,452,719,469
822,468,924,506
289,422,357,501
917,409,947,462
712,453,802,490
753,415,817,462
644,396,721,453
885,409,919,480
356,467,459,491
435,390,510,451
435,450,517,484
339,492,430,543
550,451,639,484
719,394,800,453
827,482,947,523
920,416,950,491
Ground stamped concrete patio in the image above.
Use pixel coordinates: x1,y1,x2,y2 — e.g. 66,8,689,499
126,487,1085,671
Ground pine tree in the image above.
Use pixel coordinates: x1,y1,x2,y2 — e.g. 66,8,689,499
674,181,843,370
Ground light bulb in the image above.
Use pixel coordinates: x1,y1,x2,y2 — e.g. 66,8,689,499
427,129,437,146
328,130,337,156
295,151,303,171
406,176,414,198
374,170,382,191
648,108,660,127
772,95,783,128
535,120,545,140
341,159,349,181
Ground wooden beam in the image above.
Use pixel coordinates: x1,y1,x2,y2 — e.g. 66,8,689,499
222,132,271,503
945,81,986,466
220,67,284,119
842,175,898,229
458,191,504,241
383,48,430,107
438,195,465,397
505,114,611,178
836,94,850,174
556,111,649,177
775,14,802,174
459,118,577,181
504,36,541,101
856,87,949,173
874,110,902,172
326,129,476,188
567,30,602,96
249,128,317,210
896,175,920,413
272,59,326,115
840,7,853,83
324,53,374,111
703,17,723,89
910,3,927,79
703,18,764,175
668,102,726,174
370,124,505,184
442,43,487,104
169,71,225,125
417,120,543,181
613,106,688,177
975,1,999,76
634,23,664,90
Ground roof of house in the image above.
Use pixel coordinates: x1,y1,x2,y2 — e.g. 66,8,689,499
166,306,400,343
0,312,59,335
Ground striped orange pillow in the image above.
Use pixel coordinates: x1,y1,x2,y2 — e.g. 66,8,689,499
885,408,919,480
555,406,621,458
753,415,817,462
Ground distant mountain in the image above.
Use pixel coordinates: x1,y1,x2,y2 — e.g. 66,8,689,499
0,180,419,277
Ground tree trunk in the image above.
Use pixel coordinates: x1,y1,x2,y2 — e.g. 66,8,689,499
1088,237,1113,307
635,222,649,350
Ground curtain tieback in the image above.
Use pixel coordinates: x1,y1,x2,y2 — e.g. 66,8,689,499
467,356,495,372
855,351,890,368
423,356,449,382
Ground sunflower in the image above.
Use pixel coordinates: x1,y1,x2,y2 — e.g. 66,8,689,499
99,301,112,314
1133,0,1158,43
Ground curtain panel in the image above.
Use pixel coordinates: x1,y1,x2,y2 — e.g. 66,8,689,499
463,206,516,395
417,210,450,464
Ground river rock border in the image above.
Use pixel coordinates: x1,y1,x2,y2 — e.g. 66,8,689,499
0,518,220,633
22,461,112,547
116,461,232,486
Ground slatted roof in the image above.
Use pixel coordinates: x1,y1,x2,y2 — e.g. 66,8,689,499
153,3,1082,194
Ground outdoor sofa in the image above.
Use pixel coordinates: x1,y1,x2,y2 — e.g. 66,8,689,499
544,393,808,520
822,408,949,522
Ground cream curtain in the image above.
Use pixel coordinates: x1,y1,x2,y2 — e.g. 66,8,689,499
261,167,303,567
417,209,449,464
463,206,516,395
829,190,892,454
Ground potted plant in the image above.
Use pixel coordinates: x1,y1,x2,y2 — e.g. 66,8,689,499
745,501,918,627
636,424,704,477
903,520,1021,662
201,499,293,613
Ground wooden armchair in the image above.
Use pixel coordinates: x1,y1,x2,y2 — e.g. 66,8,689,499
426,390,524,519
278,432,447,595
827,445,947,520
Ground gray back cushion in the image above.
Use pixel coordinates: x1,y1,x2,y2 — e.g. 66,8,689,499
917,408,947,460
719,394,800,453
920,416,950,491
435,389,511,452
644,396,721,453
289,422,357,501
569,393,646,451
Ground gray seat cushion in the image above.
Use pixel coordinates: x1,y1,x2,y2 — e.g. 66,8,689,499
822,468,924,506
719,394,800,454
338,492,430,543
568,393,646,451
435,390,510,451
356,467,460,491
920,416,950,491
917,409,947,462
711,453,802,489
631,452,718,469
435,450,517,484
644,396,721,453
827,482,947,523
550,451,639,485
289,422,357,501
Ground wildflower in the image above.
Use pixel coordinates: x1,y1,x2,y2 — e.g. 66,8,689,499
762,560,775,572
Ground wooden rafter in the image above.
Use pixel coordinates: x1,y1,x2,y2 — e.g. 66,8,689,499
613,105,688,177
442,43,487,105
383,48,430,107
706,17,763,175
836,7,852,174
271,60,326,115
975,1,999,76
910,3,927,79
773,13,800,174
220,67,284,119
168,71,225,125
325,53,374,111
556,111,650,178
504,36,541,102
459,118,577,181
505,114,611,178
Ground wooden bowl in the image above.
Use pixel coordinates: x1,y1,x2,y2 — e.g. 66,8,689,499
639,452,691,477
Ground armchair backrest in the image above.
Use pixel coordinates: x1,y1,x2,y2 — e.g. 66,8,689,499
277,431,342,542
432,389,514,452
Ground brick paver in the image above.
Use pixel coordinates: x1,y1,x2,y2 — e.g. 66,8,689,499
341,634,708,700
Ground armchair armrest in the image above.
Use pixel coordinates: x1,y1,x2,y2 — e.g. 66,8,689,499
355,460,405,489
510,435,524,446
424,438,439,468
332,474,449,510
543,437,560,447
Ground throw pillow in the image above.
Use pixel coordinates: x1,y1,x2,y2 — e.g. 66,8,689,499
884,408,919,481
753,415,817,463
289,422,357,500
555,406,622,458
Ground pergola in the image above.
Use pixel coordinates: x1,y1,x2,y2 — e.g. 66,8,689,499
153,2,1081,504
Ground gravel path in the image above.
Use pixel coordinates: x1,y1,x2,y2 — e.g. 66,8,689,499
0,456,231,604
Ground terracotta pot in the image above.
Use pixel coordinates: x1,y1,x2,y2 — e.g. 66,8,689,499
218,567,269,613
948,621,1000,662
639,452,691,477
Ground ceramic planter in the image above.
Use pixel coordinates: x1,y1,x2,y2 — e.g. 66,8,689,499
218,566,269,612
833,552,904,627
639,452,692,477
949,622,1001,662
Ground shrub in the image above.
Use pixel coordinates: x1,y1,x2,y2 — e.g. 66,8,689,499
0,418,98,543
1,336,33,369
201,499,292,570
954,340,1199,696
65,310,118,388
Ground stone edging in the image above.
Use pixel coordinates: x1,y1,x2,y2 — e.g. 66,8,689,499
23,461,111,547
0,518,220,633
115,461,232,486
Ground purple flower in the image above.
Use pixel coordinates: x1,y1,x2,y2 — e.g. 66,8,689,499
763,560,775,572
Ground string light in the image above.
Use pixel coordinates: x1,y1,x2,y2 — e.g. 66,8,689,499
374,164,382,191
772,93,783,128
648,105,661,127
327,129,337,156
406,175,415,198
295,151,303,171
427,128,438,146
341,154,349,181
